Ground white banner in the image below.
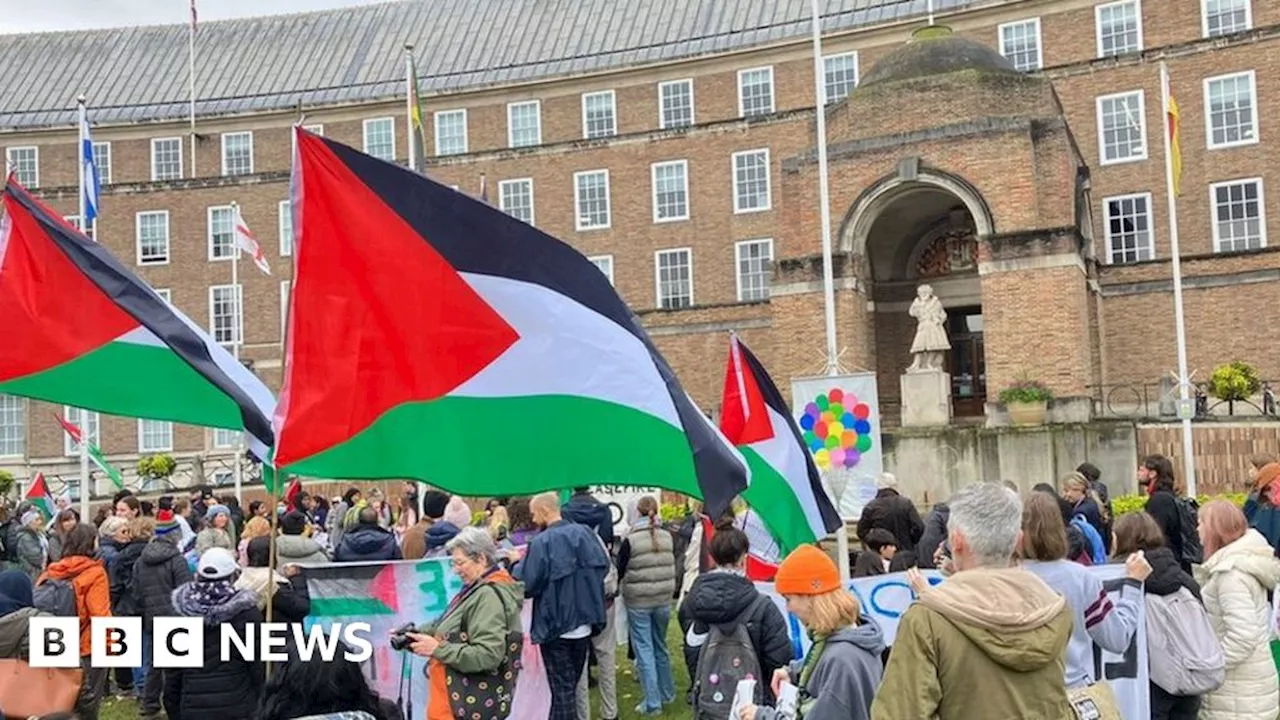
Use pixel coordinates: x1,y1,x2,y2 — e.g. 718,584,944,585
790,373,884,519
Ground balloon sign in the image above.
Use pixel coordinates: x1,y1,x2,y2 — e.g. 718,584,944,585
797,388,874,471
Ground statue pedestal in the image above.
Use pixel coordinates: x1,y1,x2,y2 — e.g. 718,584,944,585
901,370,953,427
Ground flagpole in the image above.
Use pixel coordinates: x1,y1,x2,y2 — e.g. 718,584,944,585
77,97,95,521
77,95,87,234
230,202,245,505
404,44,417,172
1160,61,1197,496
927,0,935,24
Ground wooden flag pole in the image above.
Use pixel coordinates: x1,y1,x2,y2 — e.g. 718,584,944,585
265,469,282,679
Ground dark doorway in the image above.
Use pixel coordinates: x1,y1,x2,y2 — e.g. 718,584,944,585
947,307,986,416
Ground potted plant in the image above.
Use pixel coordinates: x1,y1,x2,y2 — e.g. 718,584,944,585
1209,361,1262,415
137,453,177,489
999,379,1054,426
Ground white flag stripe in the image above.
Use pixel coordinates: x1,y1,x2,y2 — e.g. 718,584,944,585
233,207,271,275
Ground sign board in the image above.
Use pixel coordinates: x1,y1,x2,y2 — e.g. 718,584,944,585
587,484,663,535
790,373,884,519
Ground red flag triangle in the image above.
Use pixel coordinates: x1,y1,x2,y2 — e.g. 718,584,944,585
720,335,774,446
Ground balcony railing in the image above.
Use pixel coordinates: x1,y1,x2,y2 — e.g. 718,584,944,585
1089,378,1280,420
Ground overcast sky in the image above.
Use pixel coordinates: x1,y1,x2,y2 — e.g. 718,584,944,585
0,0,394,33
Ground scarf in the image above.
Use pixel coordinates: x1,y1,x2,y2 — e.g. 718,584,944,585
173,578,257,623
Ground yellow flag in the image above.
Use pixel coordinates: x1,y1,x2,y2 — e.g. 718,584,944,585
1168,94,1182,197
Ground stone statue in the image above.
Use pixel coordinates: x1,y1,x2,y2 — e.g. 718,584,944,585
907,284,950,373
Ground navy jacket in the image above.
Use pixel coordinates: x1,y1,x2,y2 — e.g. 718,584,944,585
334,525,402,563
513,519,608,644
561,493,616,549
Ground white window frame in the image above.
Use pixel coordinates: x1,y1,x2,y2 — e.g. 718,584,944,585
362,117,396,161
63,407,100,457
651,160,690,223
1202,0,1252,37
433,109,468,156
135,210,170,266
1095,0,1143,57
732,149,772,214
498,178,535,225
150,137,183,181
280,280,291,342
212,427,238,450
153,288,171,303
1204,71,1259,150
589,255,614,285
209,284,243,346
279,200,293,256
220,131,254,176
998,18,1043,72
5,146,38,188
92,141,112,185
1095,90,1148,165
654,248,694,309
1103,192,1155,264
137,418,174,453
658,79,695,129
303,124,325,136
1210,177,1267,252
0,395,25,459
506,101,542,148
573,169,612,231
737,66,776,117
207,205,236,261
581,90,618,139
735,238,775,302
822,52,860,104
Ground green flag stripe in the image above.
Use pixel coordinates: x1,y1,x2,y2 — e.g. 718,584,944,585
740,447,820,553
309,597,395,616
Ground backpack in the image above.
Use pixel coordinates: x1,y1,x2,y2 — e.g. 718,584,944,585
33,578,78,617
692,595,768,719
1175,498,1204,566
1070,515,1107,565
593,533,618,600
1145,588,1225,695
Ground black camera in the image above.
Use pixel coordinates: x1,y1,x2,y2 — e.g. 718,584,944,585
389,622,417,652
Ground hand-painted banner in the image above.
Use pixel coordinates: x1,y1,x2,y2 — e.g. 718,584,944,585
303,558,551,720
789,374,883,519
757,564,1149,719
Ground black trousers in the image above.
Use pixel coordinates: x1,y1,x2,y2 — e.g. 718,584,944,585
1149,683,1201,720
541,637,590,720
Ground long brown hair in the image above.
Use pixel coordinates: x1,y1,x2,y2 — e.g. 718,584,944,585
1111,512,1165,557
1021,492,1069,561
636,496,659,543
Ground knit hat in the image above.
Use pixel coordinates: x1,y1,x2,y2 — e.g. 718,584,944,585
155,510,180,537
197,547,238,581
20,510,41,529
877,473,898,490
204,504,230,522
775,545,841,596
443,496,472,528
423,491,449,521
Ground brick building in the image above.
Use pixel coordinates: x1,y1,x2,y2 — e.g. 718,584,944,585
1,0,1277,500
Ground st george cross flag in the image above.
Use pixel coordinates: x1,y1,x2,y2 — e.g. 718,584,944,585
0,178,277,461
80,115,100,224
721,333,841,552
274,128,748,517
54,413,124,490
234,206,270,274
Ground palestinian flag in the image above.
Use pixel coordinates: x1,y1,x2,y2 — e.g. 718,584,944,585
0,179,277,460
54,413,124,490
721,334,841,552
274,128,748,517
25,473,54,520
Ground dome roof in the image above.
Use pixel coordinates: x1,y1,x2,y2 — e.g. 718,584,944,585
859,25,1021,88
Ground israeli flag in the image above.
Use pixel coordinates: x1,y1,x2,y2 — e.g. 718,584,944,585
80,116,100,223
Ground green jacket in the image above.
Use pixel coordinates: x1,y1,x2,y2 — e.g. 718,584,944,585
426,571,524,675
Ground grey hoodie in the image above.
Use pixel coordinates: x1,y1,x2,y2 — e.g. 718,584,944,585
275,534,330,565
760,617,885,720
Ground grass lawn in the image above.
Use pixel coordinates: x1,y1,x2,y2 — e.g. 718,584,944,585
99,619,690,720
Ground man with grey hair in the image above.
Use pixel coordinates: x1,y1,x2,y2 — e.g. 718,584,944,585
871,482,1073,719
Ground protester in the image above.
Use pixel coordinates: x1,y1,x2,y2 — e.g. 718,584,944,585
220,495,245,544
168,547,265,720
852,528,896,578
1139,454,1194,573
913,501,949,569
195,504,234,555
36,523,110,720
172,498,197,550
368,489,391,529
340,488,369,531
237,516,272,567
507,497,539,546
47,509,78,564
487,505,510,542
444,495,472,529
91,504,111,529
617,496,676,715
855,473,923,567
680,527,791,707
334,507,402,562
248,500,266,520
1243,454,1280,550
872,482,1073,719
512,492,608,720
239,536,310,623
425,495,464,559
404,527,524,720
1032,483,1098,564
133,511,192,720
740,545,882,720
97,516,127,572
1195,500,1280,720
277,511,330,565
1077,462,1114,534
562,486,615,547
140,500,154,518
403,491,448,561
15,509,48,579
1061,471,1109,554
111,518,151,698
115,495,140,520
257,651,399,720
0,569,44,658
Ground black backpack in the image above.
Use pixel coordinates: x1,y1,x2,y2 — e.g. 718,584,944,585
1176,497,1204,566
34,578,79,617
692,595,769,719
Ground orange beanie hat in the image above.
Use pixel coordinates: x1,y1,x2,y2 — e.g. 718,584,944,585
775,545,841,595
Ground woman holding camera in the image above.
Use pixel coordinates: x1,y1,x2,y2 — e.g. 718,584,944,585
404,527,525,720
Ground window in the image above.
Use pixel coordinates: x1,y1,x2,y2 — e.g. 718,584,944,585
582,91,617,139
498,179,535,225
208,205,236,260
221,132,254,176
738,67,775,117
138,419,173,453
279,201,293,256
1203,0,1251,36
507,101,541,148
280,280,291,341
434,109,467,156
823,53,859,103
1104,193,1153,263
151,138,182,181
64,215,95,240
154,288,171,303
209,284,243,345
1096,91,1147,164
999,19,1043,71
136,211,170,265
589,255,614,285
1205,72,1258,148
651,160,689,222
655,249,693,309
62,477,81,502
5,147,37,187
363,118,396,161
0,396,23,458
92,141,111,185
212,470,233,487
659,80,694,129
1096,1,1142,57
732,149,772,213
1211,178,1265,252
736,239,774,301
63,407,100,456
213,427,238,449
303,124,325,136
574,170,611,231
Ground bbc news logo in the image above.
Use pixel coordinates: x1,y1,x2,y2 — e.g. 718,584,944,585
30,618,374,667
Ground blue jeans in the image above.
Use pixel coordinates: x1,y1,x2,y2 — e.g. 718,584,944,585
132,631,151,693
627,605,675,712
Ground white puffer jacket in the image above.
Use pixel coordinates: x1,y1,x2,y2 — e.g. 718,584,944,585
1195,529,1280,720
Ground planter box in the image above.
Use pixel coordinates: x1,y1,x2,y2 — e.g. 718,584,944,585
1007,400,1048,426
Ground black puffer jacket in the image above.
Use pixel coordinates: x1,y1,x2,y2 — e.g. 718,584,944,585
857,488,924,554
677,570,794,705
915,503,949,569
109,540,146,616
1139,545,1201,602
334,524,402,563
132,538,193,629
166,584,265,720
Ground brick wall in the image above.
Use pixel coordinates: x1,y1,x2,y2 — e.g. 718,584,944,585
1136,421,1280,496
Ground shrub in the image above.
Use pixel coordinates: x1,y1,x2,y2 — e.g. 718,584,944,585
137,453,177,480
659,502,690,523
0,470,13,498
1111,492,1247,516
1209,361,1262,402
999,379,1054,405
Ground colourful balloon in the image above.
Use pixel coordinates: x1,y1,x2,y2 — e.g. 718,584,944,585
821,411,834,423
825,435,840,450
814,421,828,440
842,430,857,447
828,421,845,439
828,388,844,404
853,403,871,420
809,437,824,453
830,448,846,466
853,419,872,435
845,450,861,468
855,434,873,453
841,412,855,427
845,394,858,406
829,402,844,418
815,449,831,469
804,402,820,418
799,414,815,431
803,430,816,445
816,395,830,411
